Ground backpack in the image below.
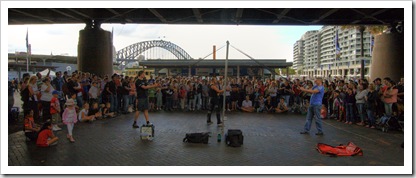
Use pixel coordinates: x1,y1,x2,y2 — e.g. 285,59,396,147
20,87,31,102
225,129,244,147
316,142,363,156
183,132,210,144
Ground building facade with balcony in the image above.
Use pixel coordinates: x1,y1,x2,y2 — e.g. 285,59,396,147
295,26,373,78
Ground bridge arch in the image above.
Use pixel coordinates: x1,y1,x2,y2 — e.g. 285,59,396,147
116,40,193,61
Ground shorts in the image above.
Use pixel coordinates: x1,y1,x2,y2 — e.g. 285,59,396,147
51,113,62,124
136,97,149,111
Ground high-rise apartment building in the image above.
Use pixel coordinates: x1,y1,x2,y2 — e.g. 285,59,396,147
293,26,373,78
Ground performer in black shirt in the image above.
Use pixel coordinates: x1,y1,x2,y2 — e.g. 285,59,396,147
207,77,224,126
132,71,160,128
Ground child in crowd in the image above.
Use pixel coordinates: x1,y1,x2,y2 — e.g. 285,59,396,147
36,122,59,147
102,102,115,118
62,99,78,142
256,95,266,113
320,104,328,119
88,102,102,120
148,87,156,111
172,87,179,110
69,92,79,112
345,88,356,124
179,86,186,111
187,87,196,111
265,96,274,113
24,110,40,142
156,88,163,111
275,97,288,113
50,90,62,131
78,103,95,122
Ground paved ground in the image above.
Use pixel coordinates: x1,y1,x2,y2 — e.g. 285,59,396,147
8,108,404,166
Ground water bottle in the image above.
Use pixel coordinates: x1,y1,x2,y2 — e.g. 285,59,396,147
217,133,221,142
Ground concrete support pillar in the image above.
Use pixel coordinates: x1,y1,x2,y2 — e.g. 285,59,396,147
78,22,113,77
370,32,404,82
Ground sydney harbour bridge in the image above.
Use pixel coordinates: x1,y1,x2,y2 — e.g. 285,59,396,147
114,39,292,77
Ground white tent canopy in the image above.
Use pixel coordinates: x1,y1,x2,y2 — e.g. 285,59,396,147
39,68,56,77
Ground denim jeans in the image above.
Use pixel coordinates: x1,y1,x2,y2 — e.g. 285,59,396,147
165,96,173,110
123,95,130,113
303,104,323,133
356,103,366,123
346,103,355,122
109,94,117,113
384,103,393,116
76,96,83,109
195,93,202,110
188,98,196,110
366,110,375,126
282,95,290,107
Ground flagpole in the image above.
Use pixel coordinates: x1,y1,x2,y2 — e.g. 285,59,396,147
26,28,29,73
222,41,229,127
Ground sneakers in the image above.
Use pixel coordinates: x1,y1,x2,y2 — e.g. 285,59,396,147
315,132,324,136
132,122,139,128
207,121,213,125
146,121,153,126
52,125,62,131
300,131,309,134
217,122,223,127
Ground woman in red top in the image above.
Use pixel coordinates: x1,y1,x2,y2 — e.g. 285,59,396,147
36,122,59,147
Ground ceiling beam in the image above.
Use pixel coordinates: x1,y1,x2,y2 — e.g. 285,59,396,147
66,9,93,21
49,8,83,21
104,8,134,23
311,8,339,24
350,8,385,24
148,8,167,23
272,8,291,23
192,8,203,23
10,9,55,23
235,8,244,24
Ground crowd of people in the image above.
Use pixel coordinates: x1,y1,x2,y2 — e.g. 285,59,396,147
8,68,404,146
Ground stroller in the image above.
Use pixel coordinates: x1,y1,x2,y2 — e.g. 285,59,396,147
376,114,404,133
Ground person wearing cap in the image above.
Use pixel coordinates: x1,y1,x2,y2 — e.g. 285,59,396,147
299,77,325,135
50,90,62,131
62,99,78,142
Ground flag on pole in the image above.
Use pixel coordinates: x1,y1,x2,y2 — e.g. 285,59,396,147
321,65,323,71
369,35,374,56
26,28,29,50
329,64,331,70
334,29,341,60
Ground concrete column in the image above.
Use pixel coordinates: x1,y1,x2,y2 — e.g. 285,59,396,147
78,22,113,77
370,32,404,82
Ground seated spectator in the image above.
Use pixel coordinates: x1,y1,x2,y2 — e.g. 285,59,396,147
241,95,255,112
24,110,40,142
275,97,288,113
320,104,328,119
88,102,102,120
78,103,95,122
36,122,58,147
102,102,115,118
265,95,274,113
256,95,266,113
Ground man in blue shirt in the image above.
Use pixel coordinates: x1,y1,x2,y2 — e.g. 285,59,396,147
299,77,325,135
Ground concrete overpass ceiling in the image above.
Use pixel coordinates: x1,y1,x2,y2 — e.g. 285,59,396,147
8,8,403,26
